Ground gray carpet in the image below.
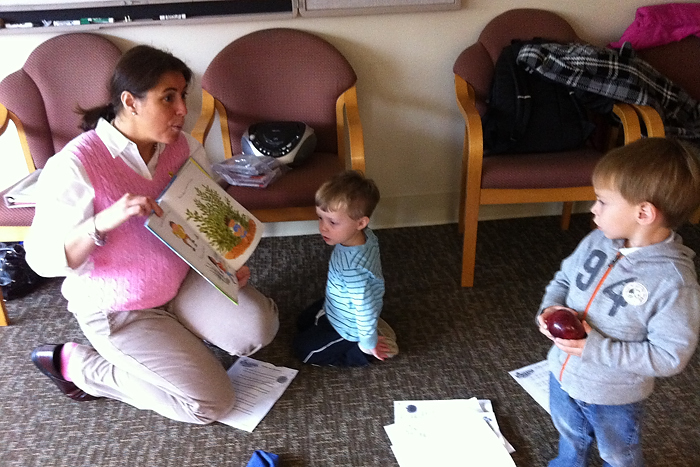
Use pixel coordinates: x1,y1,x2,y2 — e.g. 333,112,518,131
2,215,699,466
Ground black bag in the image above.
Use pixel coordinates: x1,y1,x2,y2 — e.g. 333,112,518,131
0,242,44,300
481,39,596,155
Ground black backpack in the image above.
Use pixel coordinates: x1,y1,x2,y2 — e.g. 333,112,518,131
482,40,597,155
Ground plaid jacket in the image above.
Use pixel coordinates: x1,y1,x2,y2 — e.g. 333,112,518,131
517,42,700,139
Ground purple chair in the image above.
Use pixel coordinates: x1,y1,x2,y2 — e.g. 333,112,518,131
192,28,366,223
0,33,121,325
453,9,645,287
635,35,700,223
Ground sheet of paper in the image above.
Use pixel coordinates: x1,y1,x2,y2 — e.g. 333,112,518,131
388,399,515,467
391,398,513,452
508,360,551,414
3,168,41,208
218,357,298,432
478,399,514,453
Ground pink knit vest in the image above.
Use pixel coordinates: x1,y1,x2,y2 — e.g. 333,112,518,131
70,130,191,311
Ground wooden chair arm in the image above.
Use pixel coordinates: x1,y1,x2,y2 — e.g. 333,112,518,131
336,85,366,173
0,102,8,135
0,102,37,173
454,74,484,238
612,103,642,144
191,89,216,145
454,75,484,193
192,90,235,160
630,105,666,137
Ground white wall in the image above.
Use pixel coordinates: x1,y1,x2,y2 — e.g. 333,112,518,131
0,0,680,236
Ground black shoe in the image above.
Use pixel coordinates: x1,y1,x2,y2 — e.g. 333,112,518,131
31,344,100,402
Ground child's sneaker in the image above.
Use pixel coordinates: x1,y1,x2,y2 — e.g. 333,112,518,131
377,318,399,358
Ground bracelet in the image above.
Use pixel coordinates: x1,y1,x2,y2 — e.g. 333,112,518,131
88,215,106,247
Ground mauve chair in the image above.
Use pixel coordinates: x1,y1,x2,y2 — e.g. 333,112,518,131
192,28,365,223
453,9,646,287
635,35,700,223
633,35,700,138
0,33,121,325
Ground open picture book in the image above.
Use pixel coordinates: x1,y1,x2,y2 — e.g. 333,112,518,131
145,157,263,304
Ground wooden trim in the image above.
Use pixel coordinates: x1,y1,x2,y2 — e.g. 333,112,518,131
214,98,235,159
250,206,318,222
480,187,596,205
612,103,641,144
0,289,8,326
455,75,484,287
0,226,31,242
191,89,216,145
0,104,37,173
336,86,347,168
561,202,573,229
690,208,700,225
631,105,665,137
338,85,366,173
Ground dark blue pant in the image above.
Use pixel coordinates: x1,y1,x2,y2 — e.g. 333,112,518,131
292,298,370,367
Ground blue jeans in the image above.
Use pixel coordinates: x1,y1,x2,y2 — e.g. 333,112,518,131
549,373,644,467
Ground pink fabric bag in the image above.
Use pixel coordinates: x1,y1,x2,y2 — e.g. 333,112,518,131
609,3,700,50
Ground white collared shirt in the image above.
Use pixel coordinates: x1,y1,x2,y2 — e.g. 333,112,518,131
25,118,213,278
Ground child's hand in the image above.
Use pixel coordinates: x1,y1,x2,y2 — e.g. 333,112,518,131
369,336,393,361
236,265,250,288
552,320,592,357
538,306,575,339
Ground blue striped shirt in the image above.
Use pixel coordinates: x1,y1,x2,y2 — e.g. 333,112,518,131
324,228,384,350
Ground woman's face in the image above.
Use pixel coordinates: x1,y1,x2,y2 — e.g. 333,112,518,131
131,70,188,145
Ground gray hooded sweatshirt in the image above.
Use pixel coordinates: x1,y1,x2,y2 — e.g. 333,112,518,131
538,229,700,405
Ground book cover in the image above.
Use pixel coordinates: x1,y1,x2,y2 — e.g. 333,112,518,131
145,158,263,304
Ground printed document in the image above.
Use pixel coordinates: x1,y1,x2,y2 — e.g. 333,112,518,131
508,360,550,413
218,357,298,432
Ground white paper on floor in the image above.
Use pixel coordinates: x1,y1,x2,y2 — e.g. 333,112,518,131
218,357,298,432
385,398,515,467
508,360,550,414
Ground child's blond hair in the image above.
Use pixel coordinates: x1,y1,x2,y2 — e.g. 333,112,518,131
592,137,700,229
315,170,380,220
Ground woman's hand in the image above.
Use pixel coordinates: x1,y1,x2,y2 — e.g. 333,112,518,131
65,193,162,269
236,265,250,288
95,193,163,233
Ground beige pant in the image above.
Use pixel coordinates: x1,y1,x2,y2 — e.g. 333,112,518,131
68,270,279,424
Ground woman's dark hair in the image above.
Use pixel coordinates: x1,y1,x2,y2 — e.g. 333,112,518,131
79,45,193,131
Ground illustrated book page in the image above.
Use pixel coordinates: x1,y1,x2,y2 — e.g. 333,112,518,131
145,157,263,304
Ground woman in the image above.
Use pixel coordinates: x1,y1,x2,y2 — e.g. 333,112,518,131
25,45,279,424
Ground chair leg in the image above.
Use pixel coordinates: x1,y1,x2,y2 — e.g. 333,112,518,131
0,288,9,326
461,220,477,287
461,177,481,287
561,202,573,230
690,206,700,225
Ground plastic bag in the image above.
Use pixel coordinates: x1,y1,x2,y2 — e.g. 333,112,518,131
213,154,289,188
0,242,45,300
